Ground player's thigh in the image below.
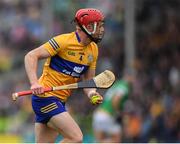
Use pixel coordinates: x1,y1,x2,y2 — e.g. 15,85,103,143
35,122,58,143
49,112,83,140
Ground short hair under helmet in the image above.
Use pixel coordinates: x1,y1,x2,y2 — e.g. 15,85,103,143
74,8,105,43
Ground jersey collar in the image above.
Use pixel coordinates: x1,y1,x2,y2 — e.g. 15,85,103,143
75,31,81,43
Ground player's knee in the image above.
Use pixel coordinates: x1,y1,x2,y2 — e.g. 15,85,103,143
71,132,83,142
74,133,83,143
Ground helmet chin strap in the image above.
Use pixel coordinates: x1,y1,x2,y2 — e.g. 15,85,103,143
75,18,102,43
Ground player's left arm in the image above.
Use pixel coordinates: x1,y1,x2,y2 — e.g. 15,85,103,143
112,86,128,111
112,93,123,112
82,69,103,105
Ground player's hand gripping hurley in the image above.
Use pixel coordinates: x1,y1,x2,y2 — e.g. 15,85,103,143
12,70,115,101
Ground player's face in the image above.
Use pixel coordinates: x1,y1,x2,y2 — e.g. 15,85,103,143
94,21,105,40
88,21,105,40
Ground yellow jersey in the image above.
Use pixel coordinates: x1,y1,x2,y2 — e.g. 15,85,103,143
38,32,98,101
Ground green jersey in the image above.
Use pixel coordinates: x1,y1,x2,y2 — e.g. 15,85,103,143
99,80,130,115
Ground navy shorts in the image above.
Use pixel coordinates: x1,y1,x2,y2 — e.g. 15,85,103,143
31,95,66,123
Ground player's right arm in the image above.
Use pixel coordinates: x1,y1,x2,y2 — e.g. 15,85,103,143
24,45,51,95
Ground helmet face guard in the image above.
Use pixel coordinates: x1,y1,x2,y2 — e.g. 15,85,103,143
74,8,105,43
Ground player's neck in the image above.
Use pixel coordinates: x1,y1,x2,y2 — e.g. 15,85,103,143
81,38,91,46
76,30,91,46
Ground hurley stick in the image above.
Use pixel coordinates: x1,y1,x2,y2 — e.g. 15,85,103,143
12,70,115,101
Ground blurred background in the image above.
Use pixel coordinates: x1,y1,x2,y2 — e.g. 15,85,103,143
0,0,179,143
